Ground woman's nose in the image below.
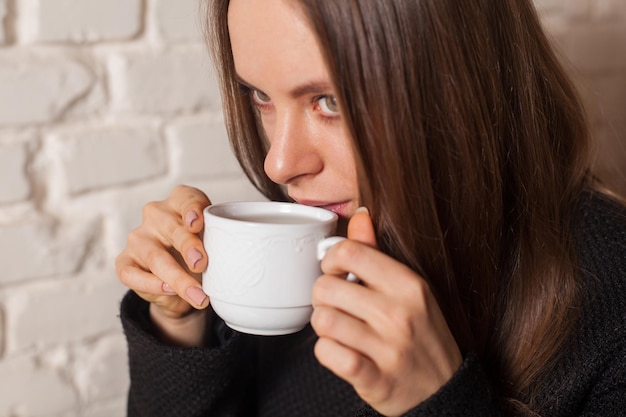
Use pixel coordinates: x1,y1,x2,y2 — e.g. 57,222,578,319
263,112,323,185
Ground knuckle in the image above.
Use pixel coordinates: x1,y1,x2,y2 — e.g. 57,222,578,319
125,227,143,247
170,184,192,200
116,263,135,286
359,374,391,403
311,308,336,335
176,227,200,252
174,184,196,195
401,274,429,305
387,305,416,339
339,351,364,379
141,201,162,221
383,345,409,373
312,276,333,302
173,184,209,204
144,248,164,272
164,218,181,243
335,239,361,261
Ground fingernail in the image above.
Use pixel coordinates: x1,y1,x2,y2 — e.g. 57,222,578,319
162,283,176,294
355,206,369,214
186,286,207,306
187,248,203,269
185,210,199,228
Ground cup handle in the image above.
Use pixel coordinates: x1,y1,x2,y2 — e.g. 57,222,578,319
317,237,359,282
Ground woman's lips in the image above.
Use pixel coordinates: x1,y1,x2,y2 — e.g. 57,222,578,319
296,199,351,218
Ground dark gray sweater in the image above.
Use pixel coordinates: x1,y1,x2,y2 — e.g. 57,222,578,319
120,191,626,416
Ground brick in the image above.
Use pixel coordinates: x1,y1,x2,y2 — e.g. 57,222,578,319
64,77,108,120
0,56,93,125
0,216,97,284
189,176,266,204
103,181,177,256
166,115,242,179
73,334,130,403
0,354,77,416
4,271,127,352
153,0,204,42
19,0,142,43
108,46,220,114
50,123,167,194
0,142,30,204
81,397,127,417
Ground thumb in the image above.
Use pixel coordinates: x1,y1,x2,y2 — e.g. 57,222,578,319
347,207,378,249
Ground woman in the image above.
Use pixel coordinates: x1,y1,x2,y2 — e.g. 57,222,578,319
116,0,626,416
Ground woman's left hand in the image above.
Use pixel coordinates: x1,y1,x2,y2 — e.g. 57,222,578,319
311,209,463,417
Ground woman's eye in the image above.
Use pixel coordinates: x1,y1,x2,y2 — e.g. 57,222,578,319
318,95,339,115
252,89,272,104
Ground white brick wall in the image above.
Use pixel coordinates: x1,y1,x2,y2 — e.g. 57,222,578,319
0,56,93,125
18,0,143,43
0,1,623,415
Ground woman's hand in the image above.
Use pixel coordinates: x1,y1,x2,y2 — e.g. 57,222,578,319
115,185,212,346
311,210,463,416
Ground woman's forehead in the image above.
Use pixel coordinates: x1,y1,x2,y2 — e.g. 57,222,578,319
228,0,331,95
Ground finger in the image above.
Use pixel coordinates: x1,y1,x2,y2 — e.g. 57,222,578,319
168,185,211,234
313,274,396,331
311,305,382,358
147,254,208,309
134,238,209,308
141,201,207,273
321,240,415,293
347,207,378,249
166,223,208,273
314,337,380,392
116,255,171,296
117,254,202,318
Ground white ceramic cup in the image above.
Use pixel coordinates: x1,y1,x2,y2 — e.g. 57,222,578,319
202,201,346,336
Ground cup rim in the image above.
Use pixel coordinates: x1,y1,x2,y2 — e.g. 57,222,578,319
204,201,338,228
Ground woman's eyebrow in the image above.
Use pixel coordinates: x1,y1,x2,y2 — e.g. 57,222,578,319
288,81,333,99
235,73,332,99
234,73,256,90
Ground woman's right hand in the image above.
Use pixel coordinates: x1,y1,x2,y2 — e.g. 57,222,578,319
115,185,212,322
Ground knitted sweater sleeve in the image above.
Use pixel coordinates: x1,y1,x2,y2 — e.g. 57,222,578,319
120,291,255,417
354,353,504,417
401,354,503,416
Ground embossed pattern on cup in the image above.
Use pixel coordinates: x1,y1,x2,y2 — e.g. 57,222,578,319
202,201,339,335
205,227,324,305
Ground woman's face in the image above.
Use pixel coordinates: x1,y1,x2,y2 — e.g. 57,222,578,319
228,0,359,223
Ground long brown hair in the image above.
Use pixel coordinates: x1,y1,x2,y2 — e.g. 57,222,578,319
205,0,591,414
